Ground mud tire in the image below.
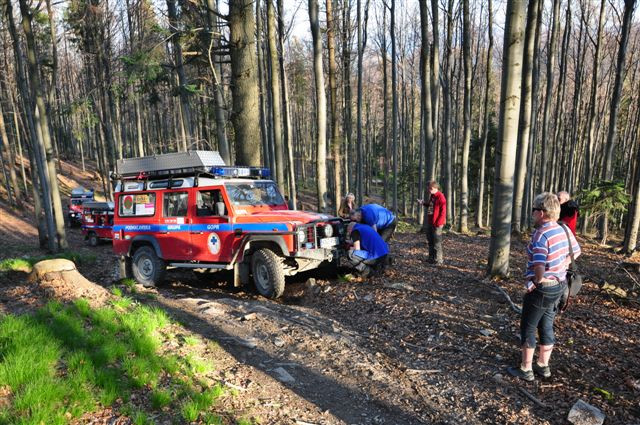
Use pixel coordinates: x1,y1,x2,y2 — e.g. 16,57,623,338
251,248,285,298
132,246,166,287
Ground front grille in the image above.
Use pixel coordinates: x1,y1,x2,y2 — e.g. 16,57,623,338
307,227,317,247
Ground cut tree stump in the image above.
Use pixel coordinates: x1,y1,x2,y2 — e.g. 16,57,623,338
28,259,111,307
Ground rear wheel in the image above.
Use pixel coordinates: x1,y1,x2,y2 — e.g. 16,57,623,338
251,249,285,298
132,246,166,287
88,232,98,247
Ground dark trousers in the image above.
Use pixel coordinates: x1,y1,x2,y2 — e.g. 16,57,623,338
347,251,386,275
520,282,566,348
379,218,397,242
426,222,443,263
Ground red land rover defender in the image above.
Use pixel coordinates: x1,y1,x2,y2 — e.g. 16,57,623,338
112,151,345,298
81,201,114,246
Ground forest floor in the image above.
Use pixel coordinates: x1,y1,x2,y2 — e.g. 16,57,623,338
0,159,639,424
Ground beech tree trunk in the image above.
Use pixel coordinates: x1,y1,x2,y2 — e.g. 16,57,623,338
267,0,285,188
487,0,526,277
537,0,560,193
327,0,340,214
459,0,471,232
229,0,261,166
512,0,540,233
391,0,398,212
477,0,494,229
18,0,68,250
603,0,636,179
309,0,328,211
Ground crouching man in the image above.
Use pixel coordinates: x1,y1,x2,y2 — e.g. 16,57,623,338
345,221,390,278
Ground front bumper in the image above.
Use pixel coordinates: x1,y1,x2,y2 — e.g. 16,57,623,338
293,247,339,262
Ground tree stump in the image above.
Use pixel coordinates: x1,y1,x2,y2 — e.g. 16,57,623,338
28,259,111,308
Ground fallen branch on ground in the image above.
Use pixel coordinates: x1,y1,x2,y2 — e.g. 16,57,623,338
492,284,522,315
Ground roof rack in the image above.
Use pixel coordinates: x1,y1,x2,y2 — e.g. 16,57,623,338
71,187,94,198
113,151,271,181
82,201,114,212
115,151,226,178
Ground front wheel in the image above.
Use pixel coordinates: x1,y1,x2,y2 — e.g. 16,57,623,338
132,246,166,287
88,232,98,247
251,249,285,298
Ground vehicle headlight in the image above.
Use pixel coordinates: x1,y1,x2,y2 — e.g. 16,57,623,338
297,229,307,244
322,224,333,238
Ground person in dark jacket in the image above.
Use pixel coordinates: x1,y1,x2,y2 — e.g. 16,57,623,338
418,181,447,264
345,222,389,278
557,191,579,235
350,203,397,242
338,193,357,219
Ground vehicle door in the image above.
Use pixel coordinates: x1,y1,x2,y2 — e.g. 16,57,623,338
190,188,234,263
159,190,192,260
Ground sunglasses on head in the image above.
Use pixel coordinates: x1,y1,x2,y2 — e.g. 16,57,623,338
532,207,546,212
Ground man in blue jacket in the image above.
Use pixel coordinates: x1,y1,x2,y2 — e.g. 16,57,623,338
350,203,397,241
345,222,389,278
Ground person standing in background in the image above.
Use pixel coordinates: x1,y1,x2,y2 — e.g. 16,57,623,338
557,191,579,235
418,181,446,264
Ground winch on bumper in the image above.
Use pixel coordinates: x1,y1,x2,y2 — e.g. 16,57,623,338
288,220,344,271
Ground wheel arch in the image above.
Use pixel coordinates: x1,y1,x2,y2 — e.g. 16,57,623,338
235,234,289,263
128,235,163,258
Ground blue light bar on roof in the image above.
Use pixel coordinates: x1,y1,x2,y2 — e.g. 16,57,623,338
210,166,271,178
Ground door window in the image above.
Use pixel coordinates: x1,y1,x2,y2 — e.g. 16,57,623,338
163,192,189,217
196,190,227,216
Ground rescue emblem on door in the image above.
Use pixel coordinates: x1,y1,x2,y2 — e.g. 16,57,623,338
207,232,221,255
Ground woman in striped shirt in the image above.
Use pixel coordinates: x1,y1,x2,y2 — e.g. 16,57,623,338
508,192,581,381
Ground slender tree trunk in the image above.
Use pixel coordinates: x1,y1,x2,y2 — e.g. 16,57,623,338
538,0,560,193
430,0,440,154
18,0,68,250
477,0,494,229
309,0,328,211
487,0,526,277
6,0,54,248
276,0,296,208
390,0,398,212
603,0,636,179
229,0,261,166
442,0,454,225
206,0,230,164
0,99,20,206
459,0,471,232
266,0,285,188
255,0,270,168
166,0,193,150
342,0,353,196
512,0,540,233
585,0,606,189
327,0,340,214
419,0,434,227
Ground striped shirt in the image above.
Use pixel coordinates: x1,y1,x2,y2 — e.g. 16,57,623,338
526,221,581,289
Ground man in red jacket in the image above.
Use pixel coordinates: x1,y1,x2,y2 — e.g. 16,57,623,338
557,191,579,235
419,181,447,264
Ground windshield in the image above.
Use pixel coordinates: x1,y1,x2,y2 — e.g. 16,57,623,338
225,181,285,207
71,199,85,206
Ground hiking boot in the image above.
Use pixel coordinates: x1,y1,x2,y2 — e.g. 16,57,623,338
507,366,534,382
359,267,372,279
533,363,551,378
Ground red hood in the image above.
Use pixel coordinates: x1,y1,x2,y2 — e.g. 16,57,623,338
234,210,335,225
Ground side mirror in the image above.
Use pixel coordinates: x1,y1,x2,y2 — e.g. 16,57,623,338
215,202,226,216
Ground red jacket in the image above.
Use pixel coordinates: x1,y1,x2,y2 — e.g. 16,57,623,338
559,200,579,235
427,191,446,227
